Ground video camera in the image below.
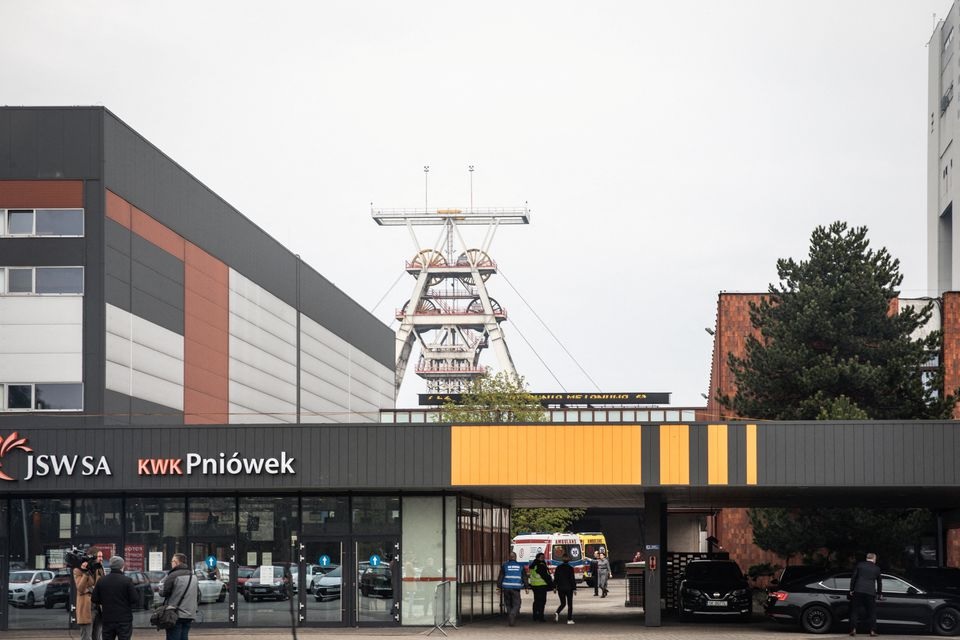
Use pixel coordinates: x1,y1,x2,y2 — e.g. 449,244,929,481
64,546,100,571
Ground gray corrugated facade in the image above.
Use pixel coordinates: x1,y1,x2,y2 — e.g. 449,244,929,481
0,106,394,423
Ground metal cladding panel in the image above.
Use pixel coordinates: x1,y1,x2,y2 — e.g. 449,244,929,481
103,390,183,426
0,108,102,179
0,238,85,265
0,423,449,493
100,111,393,372
756,421,960,487
689,424,707,486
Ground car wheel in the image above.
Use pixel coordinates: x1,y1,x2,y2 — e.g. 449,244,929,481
243,592,251,602
217,586,226,603
26,593,35,608
934,606,960,636
678,607,691,621
800,604,832,634
43,599,54,609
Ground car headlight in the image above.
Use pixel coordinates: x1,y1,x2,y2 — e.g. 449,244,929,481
732,589,749,597
14,588,24,593
685,588,701,597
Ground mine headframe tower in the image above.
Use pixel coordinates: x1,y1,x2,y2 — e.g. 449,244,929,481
372,205,529,395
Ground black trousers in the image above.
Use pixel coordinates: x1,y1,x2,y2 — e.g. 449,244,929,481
556,589,574,620
101,620,132,640
531,586,549,620
849,593,877,632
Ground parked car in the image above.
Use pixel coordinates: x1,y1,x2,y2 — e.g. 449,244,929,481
126,571,155,609
157,570,226,604
677,560,751,621
243,565,291,602
43,570,73,609
194,570,227,604
906,567,960,597
769,565,824,591
145,571,166,594
8,570,55,608
312,566,342,601
359,565,393,598
766,571,960,635
237,566,255,591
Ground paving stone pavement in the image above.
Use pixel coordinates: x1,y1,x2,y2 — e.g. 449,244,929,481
1,580,931,640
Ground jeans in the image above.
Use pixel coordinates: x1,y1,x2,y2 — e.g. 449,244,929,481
556,589,574,620
78,623,93,640
101,620,132,640
849,592,877,632
166,618,192,640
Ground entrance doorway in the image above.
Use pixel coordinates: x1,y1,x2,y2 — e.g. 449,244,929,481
189,540,233,624
297,538,400,626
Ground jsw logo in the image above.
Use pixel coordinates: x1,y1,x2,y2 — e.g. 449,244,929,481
0,432,32,481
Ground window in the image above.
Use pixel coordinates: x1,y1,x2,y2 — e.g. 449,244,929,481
1,209,84,237
0,267,83,294
881,576,914,594
2,383,83,411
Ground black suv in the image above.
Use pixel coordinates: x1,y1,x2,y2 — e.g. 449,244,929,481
677,560,751,621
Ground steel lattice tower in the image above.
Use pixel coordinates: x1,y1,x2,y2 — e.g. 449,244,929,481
372,205,529,395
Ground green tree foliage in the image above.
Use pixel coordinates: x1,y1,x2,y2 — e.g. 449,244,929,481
748,507,932,571
719,221,955,420
725,222,949,569
510,507,586,539
440,371,547,423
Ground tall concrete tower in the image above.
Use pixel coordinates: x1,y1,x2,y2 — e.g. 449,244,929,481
929,3,960,295
373,204,529,395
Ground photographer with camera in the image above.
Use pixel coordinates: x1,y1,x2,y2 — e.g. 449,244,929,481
69,547,105,640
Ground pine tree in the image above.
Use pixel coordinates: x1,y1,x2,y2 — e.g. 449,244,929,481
720,221,955,420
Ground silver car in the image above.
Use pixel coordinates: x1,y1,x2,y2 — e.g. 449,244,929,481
8,570,54,608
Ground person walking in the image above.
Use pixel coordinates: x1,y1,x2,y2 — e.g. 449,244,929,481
74,554,103,640
553,554,577,624
589,551,600,596
849,552,883,637
527,552,554,622
159,553,198,640
92,556,140,640
597,551,611,598
497,551,527,626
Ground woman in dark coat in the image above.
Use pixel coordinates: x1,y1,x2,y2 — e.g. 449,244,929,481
553,554,577,624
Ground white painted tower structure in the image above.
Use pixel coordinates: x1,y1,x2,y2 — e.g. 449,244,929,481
372,205,529,395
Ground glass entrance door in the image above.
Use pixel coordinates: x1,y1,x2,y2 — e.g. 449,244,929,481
356,539,400,624
302,540,345,624
190,540,233,624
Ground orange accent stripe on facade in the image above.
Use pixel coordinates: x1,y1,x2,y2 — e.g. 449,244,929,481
746,423,758,485
184,242,229,424
105,190,185,259
659,424,690,485
707,424,728,485
451,425,641,485
0,180,83,208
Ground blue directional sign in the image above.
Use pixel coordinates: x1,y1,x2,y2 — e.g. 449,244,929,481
205,555,217,569
369,554,381,567
319,554,331,567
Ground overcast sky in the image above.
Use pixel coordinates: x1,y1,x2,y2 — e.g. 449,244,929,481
2,1,951,408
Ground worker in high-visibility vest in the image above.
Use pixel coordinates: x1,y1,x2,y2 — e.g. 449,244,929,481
497,551,528,626
527,552,554,622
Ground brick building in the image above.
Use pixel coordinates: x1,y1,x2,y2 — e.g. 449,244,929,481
700,292,960,570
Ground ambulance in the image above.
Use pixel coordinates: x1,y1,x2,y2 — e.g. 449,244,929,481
577,532,610,586
511,533,585,580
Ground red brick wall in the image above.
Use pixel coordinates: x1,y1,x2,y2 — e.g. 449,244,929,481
697,293,764,422
942,292,960,419
712,507,789,571
948,528,960,568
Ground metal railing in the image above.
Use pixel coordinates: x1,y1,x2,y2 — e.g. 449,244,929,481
428,580,458,636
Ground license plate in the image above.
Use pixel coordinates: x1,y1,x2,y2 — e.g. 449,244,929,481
706,600,727,607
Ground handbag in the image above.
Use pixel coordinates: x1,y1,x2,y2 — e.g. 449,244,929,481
151,573,193,630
